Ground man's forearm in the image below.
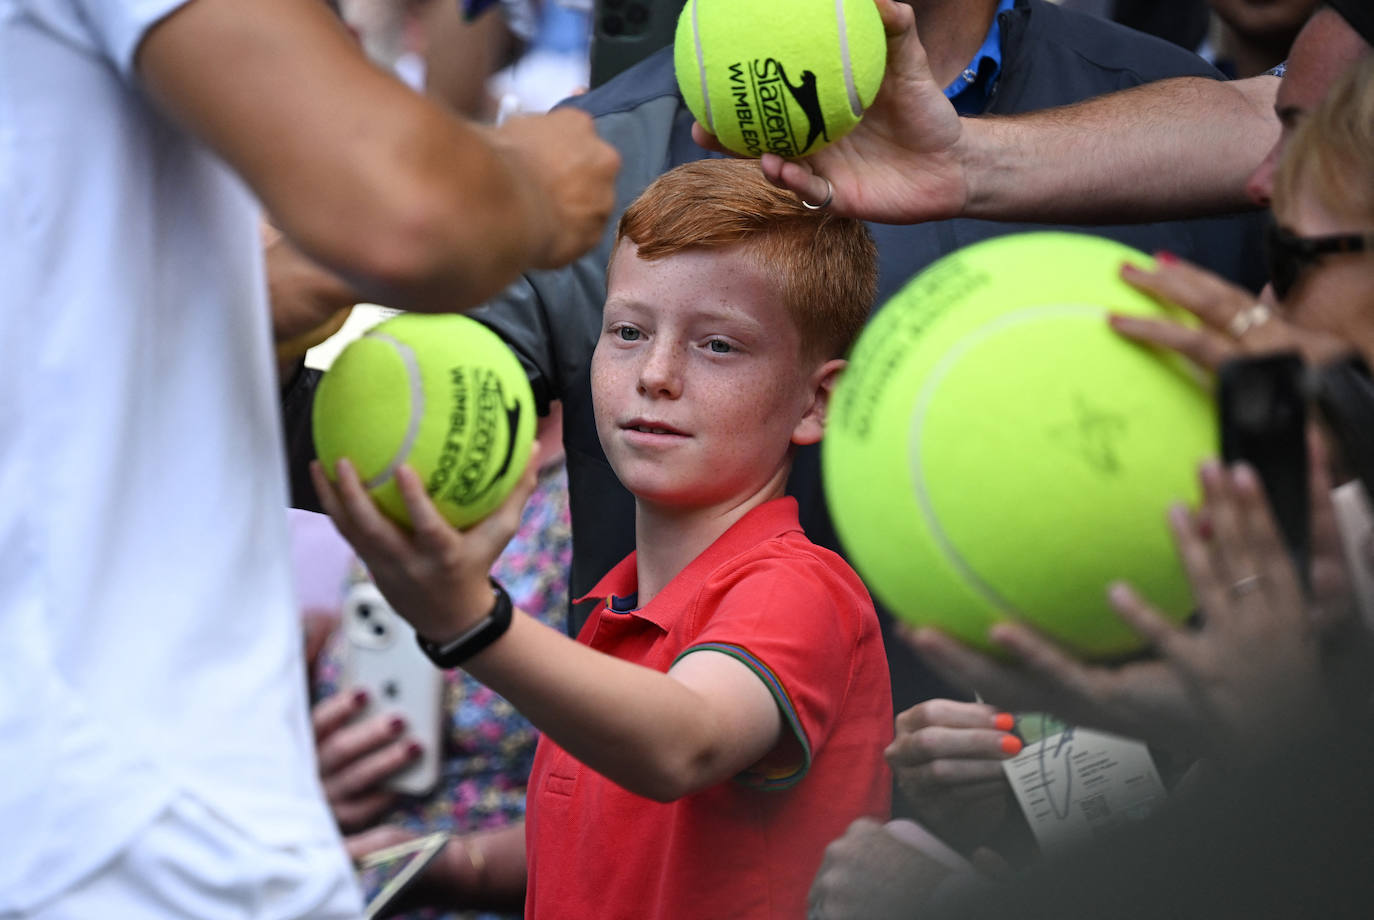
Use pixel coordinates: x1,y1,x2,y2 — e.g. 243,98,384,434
959,75,1278,223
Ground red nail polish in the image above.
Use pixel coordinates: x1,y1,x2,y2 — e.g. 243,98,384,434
1001,734,1024,756
389,715,407,734
406,741,423,759
352,688,368,707
994,713,1015,732
1155,250,1179,265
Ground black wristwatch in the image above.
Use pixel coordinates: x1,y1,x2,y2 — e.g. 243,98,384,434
415,578,513,668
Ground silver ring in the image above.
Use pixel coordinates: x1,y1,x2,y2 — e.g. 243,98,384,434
1229,574,1263,599
1226,303,1272,338
802,177,834,211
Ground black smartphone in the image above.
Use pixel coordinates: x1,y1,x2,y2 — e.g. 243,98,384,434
1217,353,1310,584
1314,353,1374,506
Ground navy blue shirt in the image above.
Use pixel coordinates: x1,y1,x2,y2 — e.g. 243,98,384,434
944,0,1016,115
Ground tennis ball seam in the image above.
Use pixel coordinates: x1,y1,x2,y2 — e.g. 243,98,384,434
909,303,1108,620
360,332,424,492
834,0,864,118
689,0,715,134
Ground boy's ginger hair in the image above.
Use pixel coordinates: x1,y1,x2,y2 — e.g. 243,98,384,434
613,159,877,361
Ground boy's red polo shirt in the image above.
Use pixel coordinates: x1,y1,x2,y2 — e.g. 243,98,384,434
524,497,892,920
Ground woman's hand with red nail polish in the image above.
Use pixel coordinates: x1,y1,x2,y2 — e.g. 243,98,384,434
884,699,1017,852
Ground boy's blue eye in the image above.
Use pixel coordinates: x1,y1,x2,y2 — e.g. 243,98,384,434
616,326,642,341
707,339,732,354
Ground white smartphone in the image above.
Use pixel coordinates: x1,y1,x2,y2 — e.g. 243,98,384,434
340,581,445,797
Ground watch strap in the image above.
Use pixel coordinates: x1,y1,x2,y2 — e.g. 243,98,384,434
415,578,513,668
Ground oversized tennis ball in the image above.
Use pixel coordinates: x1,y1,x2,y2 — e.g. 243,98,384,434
824,233,1216,659
312,313,535,530
674,0,886,158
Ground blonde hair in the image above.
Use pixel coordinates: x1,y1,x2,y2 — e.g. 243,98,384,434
1275,53,1374,221
612,159,877,360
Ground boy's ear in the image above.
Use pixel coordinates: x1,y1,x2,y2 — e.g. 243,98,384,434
791,358,847,446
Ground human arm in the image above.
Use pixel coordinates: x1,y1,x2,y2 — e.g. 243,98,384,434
885,700,1019,852
262,219,358,380
309,458,785,803
697,0,1276,225
346,823,528,915
907,454,1347,764
135,0,618,314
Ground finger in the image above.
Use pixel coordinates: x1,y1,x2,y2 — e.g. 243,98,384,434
393,464,461,553
1199,459,1252,587
1231,463,1305,607
1120,258,1253,333
1166,500,1232,625
310,460,355,535
980,622,1107,717
1306,428,1354,628
1108,314,1235,372
334,791,397,834
689,122,732,156
762,157,834,212
344,825,417,864
1106,581,1193,662
311,687,369,744
891,757,1009,789
318,711,408,775
894,699,1002,735
886,725,1019,767
329,459,414,559
907,628,1053,713
327,737,422,800
969,847,1013,880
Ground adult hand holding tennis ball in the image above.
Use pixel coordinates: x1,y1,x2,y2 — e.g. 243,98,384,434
824,232,1217,660
687,0,968,225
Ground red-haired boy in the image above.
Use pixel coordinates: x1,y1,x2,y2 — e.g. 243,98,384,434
314,158,892,920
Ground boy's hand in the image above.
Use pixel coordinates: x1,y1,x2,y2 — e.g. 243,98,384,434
308,449,540,643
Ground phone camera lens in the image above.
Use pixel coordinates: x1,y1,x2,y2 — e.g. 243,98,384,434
357,602,372,620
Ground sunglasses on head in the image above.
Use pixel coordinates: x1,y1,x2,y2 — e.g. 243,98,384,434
1264,221,1374,301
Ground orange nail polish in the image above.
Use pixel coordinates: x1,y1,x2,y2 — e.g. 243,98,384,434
1000,734,1023,756
994,713,1015,732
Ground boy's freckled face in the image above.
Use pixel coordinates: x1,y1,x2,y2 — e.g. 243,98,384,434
592,240,819,510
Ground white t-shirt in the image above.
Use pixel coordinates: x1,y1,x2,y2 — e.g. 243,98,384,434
0,1,339,909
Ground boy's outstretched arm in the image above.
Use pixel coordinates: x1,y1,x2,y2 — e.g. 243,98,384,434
311,459,784,803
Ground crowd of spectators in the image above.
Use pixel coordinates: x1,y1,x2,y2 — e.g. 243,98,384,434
5,0,1372,918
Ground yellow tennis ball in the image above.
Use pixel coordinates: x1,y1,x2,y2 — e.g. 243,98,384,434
312,313,535,530
674,0,886,158
824,233,1215,659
